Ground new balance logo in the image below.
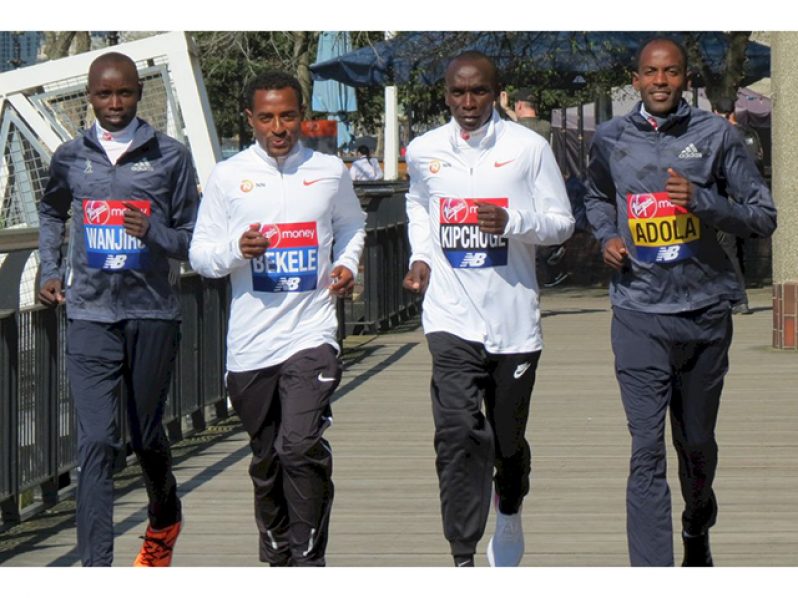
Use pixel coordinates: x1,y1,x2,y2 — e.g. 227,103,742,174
131,159,153,172
513,362,532,379
459,252,487,268
103,254,128,269
272,277,300,291
83,159,93,175
656,246,681,262
678,144,703,159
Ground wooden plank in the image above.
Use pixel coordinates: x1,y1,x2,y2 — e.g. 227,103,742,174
1,287,796,567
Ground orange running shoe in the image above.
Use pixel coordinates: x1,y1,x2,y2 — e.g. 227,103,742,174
133,519,182,567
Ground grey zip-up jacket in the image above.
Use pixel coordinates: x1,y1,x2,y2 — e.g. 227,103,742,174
585,100,776,314
38,118,198,322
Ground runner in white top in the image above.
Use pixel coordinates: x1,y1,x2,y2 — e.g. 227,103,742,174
189,71,365,566
403,51,573,567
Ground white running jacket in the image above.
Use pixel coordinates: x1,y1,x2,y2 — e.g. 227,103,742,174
406,111,574,353
190,143,366,371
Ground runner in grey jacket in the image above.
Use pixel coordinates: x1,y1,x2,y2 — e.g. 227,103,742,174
39,120,197,322
585,37,776,567
37,52,197,567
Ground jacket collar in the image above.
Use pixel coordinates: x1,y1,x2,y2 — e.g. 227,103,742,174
446,109,503,152
628,99,691,131
252,140,310,171
84,117,157,154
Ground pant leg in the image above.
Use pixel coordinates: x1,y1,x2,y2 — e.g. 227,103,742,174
276,344,340,566
612,308,675,566
66,320,125,567
121,319,181,529
485,350,541,515
426,332,494,557
226,366,292,565
669,302,731,536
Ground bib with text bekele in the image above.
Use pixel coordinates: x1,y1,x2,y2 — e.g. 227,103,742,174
251,222,319,292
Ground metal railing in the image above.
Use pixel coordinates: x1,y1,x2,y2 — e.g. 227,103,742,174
0,181,420,527
346,181,419,334
0,224,232,525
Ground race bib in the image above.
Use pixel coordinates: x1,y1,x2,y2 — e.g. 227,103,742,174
439,197,508,269
627,192,700,264
82,199,150,270
251,222,319,293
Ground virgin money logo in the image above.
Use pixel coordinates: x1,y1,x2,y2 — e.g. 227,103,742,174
261,224,281,248
630,194,659,219
85,201,110,225
441,198,469,224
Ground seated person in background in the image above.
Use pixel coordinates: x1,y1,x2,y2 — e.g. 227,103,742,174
350,144,384,181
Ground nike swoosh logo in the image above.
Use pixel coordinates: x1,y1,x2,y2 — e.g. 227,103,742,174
317,373,337,383
303,178,324,186
494,160,515,168
513,362,531,379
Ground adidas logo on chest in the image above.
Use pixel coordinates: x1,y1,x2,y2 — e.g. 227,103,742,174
678,143,703,159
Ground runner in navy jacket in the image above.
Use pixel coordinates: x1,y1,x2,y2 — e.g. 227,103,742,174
585,37,776,567
38,52,197,567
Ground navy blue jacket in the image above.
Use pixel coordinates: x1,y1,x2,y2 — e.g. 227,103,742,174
585,100,777,314
38,119,198,322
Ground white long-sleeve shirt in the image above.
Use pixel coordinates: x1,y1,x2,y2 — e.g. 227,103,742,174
190,143,366,371
405,111,574,353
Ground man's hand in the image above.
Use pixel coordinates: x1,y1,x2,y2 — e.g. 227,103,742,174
475,202,508,235
39,278,65,306
328,265,355,297
123,201,150,238
403,261,431,295
666,168,693,208
239,223,269,259
603,237,628,271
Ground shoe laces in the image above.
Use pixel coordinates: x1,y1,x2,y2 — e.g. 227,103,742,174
137,534,174,564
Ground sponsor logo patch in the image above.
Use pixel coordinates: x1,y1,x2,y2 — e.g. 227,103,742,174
438,197,508,269
251,222,319,293
678,143,703,159
240,179,254,193
82,199,151,270
626,192,700,264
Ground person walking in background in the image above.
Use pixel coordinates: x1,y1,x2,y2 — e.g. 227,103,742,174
38,52,197,566
189,71,365,566
711,97,766,315
584,37,777,567
350,144,383,181
403,51,574,567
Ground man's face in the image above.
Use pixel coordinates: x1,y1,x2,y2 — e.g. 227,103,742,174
246,87,303,158
632,41,687,116
444,59,497,132
87,62,142,132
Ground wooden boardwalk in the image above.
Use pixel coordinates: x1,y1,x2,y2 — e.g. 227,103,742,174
2,287,797,567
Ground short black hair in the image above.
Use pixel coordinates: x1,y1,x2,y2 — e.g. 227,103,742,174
244,70,303,110
445,50,499,92
357,145,370,157
634,36,688,73
712,97,736,115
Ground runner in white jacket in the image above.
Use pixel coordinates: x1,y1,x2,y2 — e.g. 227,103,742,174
189,71,365,566
403,52,573,567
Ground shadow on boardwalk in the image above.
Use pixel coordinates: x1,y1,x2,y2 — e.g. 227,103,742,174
1,287,796,566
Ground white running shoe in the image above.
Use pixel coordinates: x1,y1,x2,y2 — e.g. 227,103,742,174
486,508,524,567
